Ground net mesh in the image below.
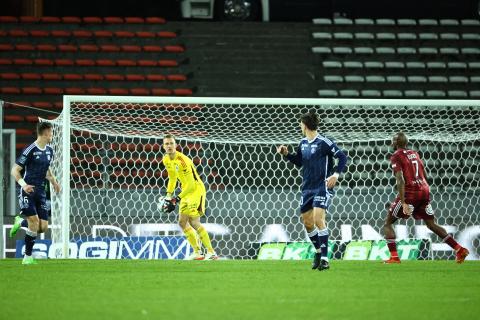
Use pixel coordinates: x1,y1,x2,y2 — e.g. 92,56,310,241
46,98,480,259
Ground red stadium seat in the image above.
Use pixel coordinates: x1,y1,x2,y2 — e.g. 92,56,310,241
137,60,157,67
15,44,35,51
125,74,145,81
125,17,144,24
130,88,150,95
173,88,193,96
157,31,177,38
65,88,86,94
80,44,99,52
40,16,61,23
55,59,74,66
167,74,187,81
32,101,53,108
105,74,125,81
22,87,42,94
1,87,21,94
0,30,6,37
96,59,116,66
146,17,166,24
7,115,22,124
114,31,135,38
104,17,124,24
136,31,156,38
87,88,107,95
94,30,113,37
108,88,129,95
0,73,20,79
29,30,49,37
0,59,12,65
42,73,62,80
143,45,163,52
63,74,83,81
20,16,39,23
146,74,166,81
17,129,35,136
34,59,55,66
0,16,18,23
83,17,103,24
73,30,93,37
117,59,136,67
51,30,71,37
164,45,185,53
13,58,33,65
9,30,28,37
36,44,56,51
53,102,63,109
151,88,172,95
44,87,64,95
20,73,41,80
58,44,77,52
100,45,120,52
84,74,104,81
158,60,178,67
75,59,95,66
62,16,82,23
121,45,141,52
0,44,14,51
25,115,40,122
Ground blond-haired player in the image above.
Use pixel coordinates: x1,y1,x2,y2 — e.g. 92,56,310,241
161,134,218,260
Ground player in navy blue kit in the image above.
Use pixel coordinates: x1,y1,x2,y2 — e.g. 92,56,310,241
10,122,60,265
277,111,348,271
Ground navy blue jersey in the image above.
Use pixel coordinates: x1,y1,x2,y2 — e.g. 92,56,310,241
15,143,54,187
286,134,347,192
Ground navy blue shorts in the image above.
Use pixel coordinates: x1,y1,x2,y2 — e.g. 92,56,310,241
18,187,49,221
300,187,334,214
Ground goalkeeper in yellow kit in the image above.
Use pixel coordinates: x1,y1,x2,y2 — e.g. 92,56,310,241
161,134,218,260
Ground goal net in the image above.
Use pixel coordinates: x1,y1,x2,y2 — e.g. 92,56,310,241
46,97,480,260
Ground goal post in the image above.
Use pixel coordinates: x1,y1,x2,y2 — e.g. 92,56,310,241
46,96,480,260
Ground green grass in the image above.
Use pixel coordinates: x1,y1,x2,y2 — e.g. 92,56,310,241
0,260,479,320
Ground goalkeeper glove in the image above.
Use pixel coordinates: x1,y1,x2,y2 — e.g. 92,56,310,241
159,196,180,213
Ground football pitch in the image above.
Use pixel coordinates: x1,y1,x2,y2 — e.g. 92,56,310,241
0,260,479,320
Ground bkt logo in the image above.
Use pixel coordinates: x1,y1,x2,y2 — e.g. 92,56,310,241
15,236,191,259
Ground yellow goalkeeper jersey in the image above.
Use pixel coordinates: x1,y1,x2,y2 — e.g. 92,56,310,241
163,151,205,199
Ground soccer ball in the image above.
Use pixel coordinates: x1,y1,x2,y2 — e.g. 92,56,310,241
157,196,167,212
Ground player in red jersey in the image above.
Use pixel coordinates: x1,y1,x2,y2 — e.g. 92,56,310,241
383,132,469,264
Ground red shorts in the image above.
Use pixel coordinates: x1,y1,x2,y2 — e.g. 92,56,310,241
388,190,434,220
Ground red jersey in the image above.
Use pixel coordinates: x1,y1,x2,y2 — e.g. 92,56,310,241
390,148,430,193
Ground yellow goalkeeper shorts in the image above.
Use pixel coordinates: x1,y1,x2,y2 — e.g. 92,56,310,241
178,190,206,217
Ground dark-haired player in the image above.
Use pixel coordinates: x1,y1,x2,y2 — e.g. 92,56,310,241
277,111,348,271
10,122,60,265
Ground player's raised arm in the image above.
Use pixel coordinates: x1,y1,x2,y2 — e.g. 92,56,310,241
278,143,303,167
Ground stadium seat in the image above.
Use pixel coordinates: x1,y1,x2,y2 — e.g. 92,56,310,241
55,59,75,66
125,74,145,81
121,45,142,52
125,17,145,23
105,74,125,81
312,18,332,25
404,90,424,97
449,76,468,83
173,89,193,96
108,88,129,95
0,44,14,51
311,47,331,54
13,58,33,65
9,30,28,37
65,88,86,94
375,47,395,54
157,31,177,38
376,19,395,25
470,76,480,82
136,31,156,38
462,33,480,40
365,75,385,82
376,33,395,40
84,74,104,81
164,45,185,53
333,47,353,54
427,62,446,69
83,17,103,24
151,88,172,95
21,73,41,80
58,44,77,52
313,32,332,39
158,60,178,67
383,90,403,97
0,72,20,79
114,31,135,38
62,16,82,23
143,45,163,52
461,19,480,26
104,17,124,23
318,89,338,97
355,33,374,40
94,30,114,37
397,33,417,40
130,88,150,95
440,48,459,55
345,75,364,82
75,59,95,66
426,90,447,97
334,18,353,25
15,44,35,51
44,87,63,94
386,76,406,82
448,62,467,69
440,33,460,40
117,59,137,67
419,33,438,40
397,47,416,54
322,61,342,68
40,16,61,23
73,30,93,37
343,61,363,68
87,88,107,95
397,19,416,26
406,61,425,69
167,74,188,81
324,75,343,82
30,30,49,37
100,45,121,52
361,90,381,97
80,44,99,52
339,89,359,97
448,90,468,98
419,19,438,26
146,74,166,81
428,76,448,83
36,44,56,51
1,87,21,94
96,59,116,67
51,30,71,37
64,74,83,81
42,73,62,80
0,16,18,23
22,87,42,94
146,17,166,24
440,19,459,26
354,47,374,54
470,91,480,97
462,48,480,54
354,18,374,25
408,76,427,83
418,47,438,54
